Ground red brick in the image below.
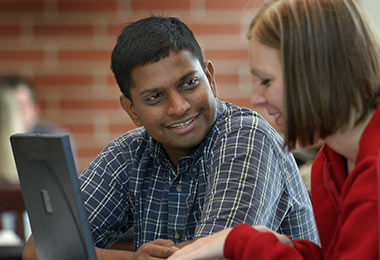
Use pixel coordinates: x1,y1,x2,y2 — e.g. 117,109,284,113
34,25,94,36
58,50,111,61
33,75,93,86
205,0,264,9
250,0,266,8
132,0,190,10
37,100,47,110
64,124,94,134
0,0,45,12
109,124,137,133
107,24,127,37
0,25,21,36
61,100,120,109
77,147,102,158
205,49,248,60
57,0,117,12
189,24,240,35
215,74,239,84
0,50,44,61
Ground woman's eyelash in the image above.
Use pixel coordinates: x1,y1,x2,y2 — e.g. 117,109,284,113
261,79,271,86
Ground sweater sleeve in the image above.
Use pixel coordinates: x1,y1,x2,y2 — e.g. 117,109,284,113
224,223,322,260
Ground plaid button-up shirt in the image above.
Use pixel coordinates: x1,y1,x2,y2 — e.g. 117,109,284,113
79,99,319,249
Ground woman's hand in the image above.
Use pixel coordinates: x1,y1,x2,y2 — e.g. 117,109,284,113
167,228,232,260
254,226,294,247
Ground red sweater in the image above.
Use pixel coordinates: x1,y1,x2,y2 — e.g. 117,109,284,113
224,104,380,260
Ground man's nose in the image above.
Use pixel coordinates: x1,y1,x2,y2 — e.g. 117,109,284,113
167,92,190,116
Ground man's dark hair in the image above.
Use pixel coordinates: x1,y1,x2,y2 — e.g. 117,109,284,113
0,74,36,101
111,16,205,100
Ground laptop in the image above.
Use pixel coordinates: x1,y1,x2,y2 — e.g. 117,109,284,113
10,133,97,260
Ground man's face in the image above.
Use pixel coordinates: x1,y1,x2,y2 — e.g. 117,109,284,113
120,50,217,164
15,85,39,131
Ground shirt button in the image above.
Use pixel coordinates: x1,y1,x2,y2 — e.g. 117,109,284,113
176,185,182,192
192,168,197,172
174,233,181,240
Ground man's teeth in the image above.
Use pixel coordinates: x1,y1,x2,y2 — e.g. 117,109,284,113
170,118,194,128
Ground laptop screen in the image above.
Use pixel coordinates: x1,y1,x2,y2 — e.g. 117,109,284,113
10,133,97,260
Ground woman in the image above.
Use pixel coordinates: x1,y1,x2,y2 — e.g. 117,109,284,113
168,0,380,259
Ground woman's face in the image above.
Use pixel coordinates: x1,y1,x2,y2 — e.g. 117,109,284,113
248,37,286,132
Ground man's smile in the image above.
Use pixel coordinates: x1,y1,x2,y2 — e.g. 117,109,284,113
168,115,198,129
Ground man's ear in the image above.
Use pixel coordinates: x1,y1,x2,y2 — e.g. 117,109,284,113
205,60,218,98
119,95,143,127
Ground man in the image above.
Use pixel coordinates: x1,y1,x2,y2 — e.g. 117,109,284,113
23,16,318,260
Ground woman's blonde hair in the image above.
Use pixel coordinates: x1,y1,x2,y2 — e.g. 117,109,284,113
248,0,380,149
0,86,25,183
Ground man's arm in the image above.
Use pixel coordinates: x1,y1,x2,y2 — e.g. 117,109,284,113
22,235,177,260
196,121,291,237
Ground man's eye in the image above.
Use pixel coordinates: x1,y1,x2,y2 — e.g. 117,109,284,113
145,93,163,103
182,78,199,90
186,78,197,85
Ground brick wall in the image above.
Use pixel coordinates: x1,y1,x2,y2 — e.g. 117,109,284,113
3,0,377,172
0,0,268,171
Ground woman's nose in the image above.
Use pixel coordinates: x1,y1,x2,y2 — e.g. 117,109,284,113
250,88,266,106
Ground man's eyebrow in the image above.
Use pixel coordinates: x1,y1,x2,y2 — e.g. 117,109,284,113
178,71,197,83
138,71,199,97
139,87,159,97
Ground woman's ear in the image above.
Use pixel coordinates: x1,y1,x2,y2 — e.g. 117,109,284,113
205,60,218,97
119,95,143,127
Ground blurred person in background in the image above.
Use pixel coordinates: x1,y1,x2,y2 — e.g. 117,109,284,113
0,84,26,184
0,75,69,135
0,74,76,180
0,78,29,245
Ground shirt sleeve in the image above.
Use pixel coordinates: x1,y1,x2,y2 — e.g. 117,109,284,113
224,223,322,260
195,119,293,236
79,143,131,248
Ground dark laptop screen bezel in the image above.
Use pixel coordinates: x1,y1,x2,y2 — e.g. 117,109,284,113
10,133,97,260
